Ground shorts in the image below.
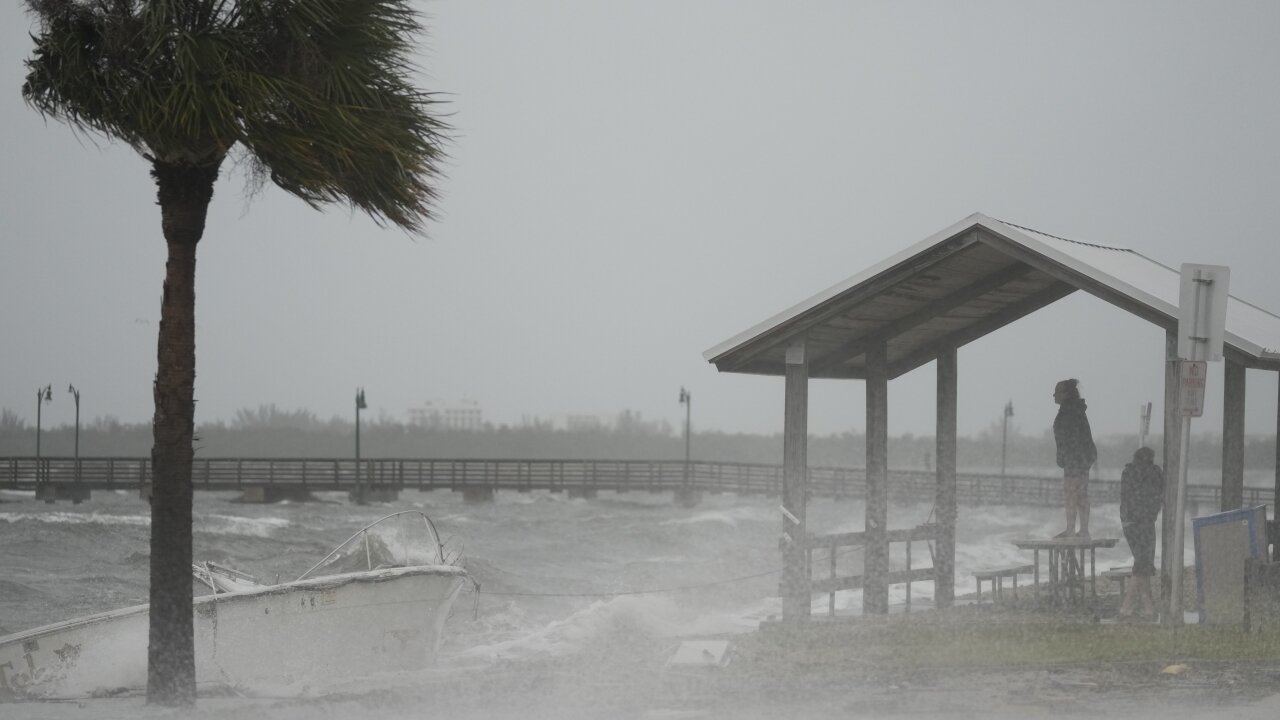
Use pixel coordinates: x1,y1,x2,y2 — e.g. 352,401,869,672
1063,470,1089,504
1123,521,1157,576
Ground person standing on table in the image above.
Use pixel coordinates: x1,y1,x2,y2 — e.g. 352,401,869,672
1052,378,1097,538
1118,446,1164,618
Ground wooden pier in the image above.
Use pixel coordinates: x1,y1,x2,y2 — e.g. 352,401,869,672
0,456,1268,508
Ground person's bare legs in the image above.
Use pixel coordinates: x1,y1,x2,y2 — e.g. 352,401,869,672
1075,472,1090,537
1059,503,1076,538
1137,576,1157,617
1058,475,1082,537
1118,576,1137,616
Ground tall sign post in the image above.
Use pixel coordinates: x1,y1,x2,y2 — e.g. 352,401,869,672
1169,264,1229,622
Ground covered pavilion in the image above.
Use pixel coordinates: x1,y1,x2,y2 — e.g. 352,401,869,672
704,212,1280,621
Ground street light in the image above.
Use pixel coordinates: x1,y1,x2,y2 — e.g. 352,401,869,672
67,384,81,474
35,384,52,482
355,388,367,505
1001,400,1014,478
678,387,691,486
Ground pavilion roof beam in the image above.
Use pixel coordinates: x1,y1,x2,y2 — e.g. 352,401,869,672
809,262,1037,375
887,281,1078,379
719,233,981,373
977,229,1175,331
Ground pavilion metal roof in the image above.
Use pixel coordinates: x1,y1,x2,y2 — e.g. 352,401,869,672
704,213,1280,379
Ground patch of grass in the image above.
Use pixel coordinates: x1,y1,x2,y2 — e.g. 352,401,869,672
872,622,1280,667
743,617,1280,671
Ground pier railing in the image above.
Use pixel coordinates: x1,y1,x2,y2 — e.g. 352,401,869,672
1,456,1271,508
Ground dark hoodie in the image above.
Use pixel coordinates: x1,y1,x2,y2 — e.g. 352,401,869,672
1053,398,1096,474
1120,451,1164,525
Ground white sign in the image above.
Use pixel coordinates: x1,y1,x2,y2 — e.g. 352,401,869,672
1178,264,1230,361
1179,360,1207,417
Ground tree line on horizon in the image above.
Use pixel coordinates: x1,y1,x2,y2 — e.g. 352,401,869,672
2,404,1275,475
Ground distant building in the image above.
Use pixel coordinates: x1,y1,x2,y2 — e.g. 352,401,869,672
517,411,669,434
518,413,613,432
408,399,484,431
563,414,607,432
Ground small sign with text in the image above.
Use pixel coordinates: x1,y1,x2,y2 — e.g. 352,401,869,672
1179,360,1207,417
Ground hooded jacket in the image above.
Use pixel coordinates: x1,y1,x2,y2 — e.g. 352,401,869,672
1120,457,1164,525
1053,398,1097,474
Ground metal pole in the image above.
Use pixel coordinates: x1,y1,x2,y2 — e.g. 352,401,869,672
679,387,691,487
1170,406,1193,620
1170,269,1206,623
685,392,691,481
1138,401,1151,449
35,385,50,484
1001,404,1009,478
68,385,80,464
355,388,365,505
36,389,43,461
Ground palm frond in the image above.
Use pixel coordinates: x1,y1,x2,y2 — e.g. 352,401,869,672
23,0,447,231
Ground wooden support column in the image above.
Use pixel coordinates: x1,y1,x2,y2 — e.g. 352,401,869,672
934,347,957,608
781,340,811,623
1160,329,1183,618
864,341,890,614
1222,359,1246,511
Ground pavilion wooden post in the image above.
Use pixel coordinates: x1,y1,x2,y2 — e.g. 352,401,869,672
864,341,890,614
934,347,957,608
781,340,811,623
1160,329,1183,622
1221,358,1246,511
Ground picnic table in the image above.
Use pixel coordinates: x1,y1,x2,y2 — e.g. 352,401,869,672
1012,536,1119,606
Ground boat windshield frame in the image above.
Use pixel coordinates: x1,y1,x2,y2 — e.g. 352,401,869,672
295,510,446,581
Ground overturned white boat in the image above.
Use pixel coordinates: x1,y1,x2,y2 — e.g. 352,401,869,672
0,511,469,699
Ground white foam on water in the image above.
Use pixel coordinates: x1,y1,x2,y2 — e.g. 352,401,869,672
199,514,291,537
0,511,149,527
456,593,686,661
659,504,773,528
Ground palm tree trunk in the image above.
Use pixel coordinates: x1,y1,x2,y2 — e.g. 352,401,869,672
146,160,220,706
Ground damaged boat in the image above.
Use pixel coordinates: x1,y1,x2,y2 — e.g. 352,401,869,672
0,510,469,699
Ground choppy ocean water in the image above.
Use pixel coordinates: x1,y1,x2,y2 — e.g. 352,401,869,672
0,486,1218,719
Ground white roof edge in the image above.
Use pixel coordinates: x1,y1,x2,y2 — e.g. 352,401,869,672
977,217,1177,315
982,218,1269,359
702,212,989,362
705,212,1279,365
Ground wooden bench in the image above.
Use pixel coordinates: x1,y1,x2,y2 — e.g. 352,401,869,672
1101,566,1133,595
974,564,1034,604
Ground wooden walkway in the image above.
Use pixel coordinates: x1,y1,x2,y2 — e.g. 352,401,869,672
1,457,1270,508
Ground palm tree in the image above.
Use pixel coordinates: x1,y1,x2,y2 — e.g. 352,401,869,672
22,0,446,705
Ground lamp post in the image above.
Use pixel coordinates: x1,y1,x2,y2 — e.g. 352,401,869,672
67,384,81,479
35,384,52,482
355,388,367,505
678,387,691,486
1138,401,1152,449
1001,400,1014,478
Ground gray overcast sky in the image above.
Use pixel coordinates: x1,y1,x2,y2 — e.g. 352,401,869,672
3,1,1280,441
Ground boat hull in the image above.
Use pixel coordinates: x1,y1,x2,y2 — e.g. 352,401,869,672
0,565,467,699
